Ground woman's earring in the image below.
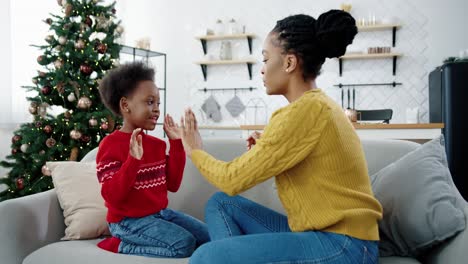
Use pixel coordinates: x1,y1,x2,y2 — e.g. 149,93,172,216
286,69,289,72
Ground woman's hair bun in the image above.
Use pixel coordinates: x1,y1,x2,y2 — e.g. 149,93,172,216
315,9,357,58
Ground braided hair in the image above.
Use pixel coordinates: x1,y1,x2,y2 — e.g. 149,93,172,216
272,10,357,80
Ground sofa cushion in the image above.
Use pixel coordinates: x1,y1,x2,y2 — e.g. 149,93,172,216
47,161,109,240
23,240,188,264
370,135,466,257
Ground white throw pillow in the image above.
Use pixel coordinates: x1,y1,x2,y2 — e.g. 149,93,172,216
47,161,109,240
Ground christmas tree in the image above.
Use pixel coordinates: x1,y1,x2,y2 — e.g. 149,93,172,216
0,0,124,201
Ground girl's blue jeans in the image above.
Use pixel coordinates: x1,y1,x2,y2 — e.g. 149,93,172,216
109,208,209,258
189,192,379,264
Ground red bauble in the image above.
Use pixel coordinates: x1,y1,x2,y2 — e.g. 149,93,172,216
35,121,42,128
97,43,107,54
11,148,19,155
37,55,48,65
12,135,22,143
80,135,91,143
43,125,53,134
84,16,93,27
41,86,52,95
80,64,93,75
16,178,25,190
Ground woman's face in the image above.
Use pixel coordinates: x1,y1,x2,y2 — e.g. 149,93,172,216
261,33,289,95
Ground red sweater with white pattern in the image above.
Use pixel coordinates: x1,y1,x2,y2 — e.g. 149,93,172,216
96,130,185,223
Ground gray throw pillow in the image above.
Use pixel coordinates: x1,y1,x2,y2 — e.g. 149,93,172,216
371,135,466,257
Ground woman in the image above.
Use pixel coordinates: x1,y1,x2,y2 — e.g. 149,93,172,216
182,10,382,264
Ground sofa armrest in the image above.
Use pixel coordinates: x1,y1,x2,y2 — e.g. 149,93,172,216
0,189,65,264
426,202,468,264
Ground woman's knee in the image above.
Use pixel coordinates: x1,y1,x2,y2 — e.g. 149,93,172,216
189,242,228,264
171,233,197,257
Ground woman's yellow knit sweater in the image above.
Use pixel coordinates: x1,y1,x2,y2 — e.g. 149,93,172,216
191,89,383,241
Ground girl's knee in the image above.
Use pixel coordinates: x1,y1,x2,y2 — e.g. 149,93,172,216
189,242,226,264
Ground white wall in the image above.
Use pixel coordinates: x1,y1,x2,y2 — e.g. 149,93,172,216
0,0,12,126
114,0,468,126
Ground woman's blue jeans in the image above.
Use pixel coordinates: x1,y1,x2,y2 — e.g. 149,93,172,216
189,192,379,264
108,208,209,258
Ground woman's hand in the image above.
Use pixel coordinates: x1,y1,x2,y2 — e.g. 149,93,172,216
180,108,203,158
130,128,143,160
246,131,262,150
163,114,181,139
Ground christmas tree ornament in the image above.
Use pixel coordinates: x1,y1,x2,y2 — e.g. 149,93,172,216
38,103,48,117
97,43,107,54
54,45,63,52
54,59,63,69
41,85,52,95
20,144,29,153
80,64,93,75
12,135,22,143
35,121,43,128
80,135,91,143
11,148,19,155
16,178,25,190
41,165,52,176
89,117,98,127
70,129,82,140
70,147,79,161
74,39,85,49
64,3,73,17
38,71,46,77
58,36,67,45
32,77,38,84
46,138,56,148
29,105,38,115
45,35,55,43
84,16,93,27
77,96,92,109
43,125,53,134
37,55,48,65
45,18,53,25
55,82,65,94
64,110,72,119
116,25,124,34
100,122,108,131
39,150,46,155
67,93,76,102
63,23,71,30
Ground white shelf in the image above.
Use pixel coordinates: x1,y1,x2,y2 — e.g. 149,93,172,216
195,33,256,41
357,24,402,31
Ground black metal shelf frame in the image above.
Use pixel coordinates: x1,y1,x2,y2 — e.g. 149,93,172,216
199,62,254,81
333,82,403,88
200,36,254,55
339,55,399,76
198,87,256,92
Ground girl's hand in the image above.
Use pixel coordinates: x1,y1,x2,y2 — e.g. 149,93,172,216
246,131,262,150
130,128,143,160
180,108,203,158
163,114,181,139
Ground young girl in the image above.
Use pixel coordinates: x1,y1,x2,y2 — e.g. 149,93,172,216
96,62,209,258
182,10,382,264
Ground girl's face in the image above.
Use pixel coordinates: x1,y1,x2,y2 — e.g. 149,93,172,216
261,33,289,95
121,80,160,131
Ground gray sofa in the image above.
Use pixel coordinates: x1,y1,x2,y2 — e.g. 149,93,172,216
0,138,467,264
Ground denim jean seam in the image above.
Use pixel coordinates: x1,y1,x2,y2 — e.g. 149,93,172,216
115,221,179,251
220,201,278,232
119,240,179,257
265,235,351,264
217,205,234,236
